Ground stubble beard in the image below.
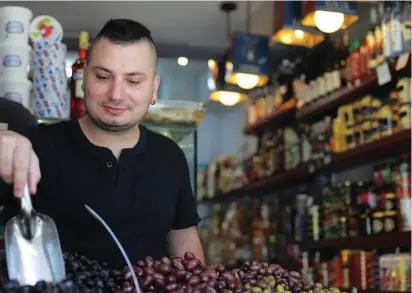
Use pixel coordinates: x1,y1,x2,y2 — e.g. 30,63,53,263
84,89,139,133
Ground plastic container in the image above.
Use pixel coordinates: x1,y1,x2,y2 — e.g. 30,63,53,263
0,78,32,108
0,43,31,78
0,6,33,44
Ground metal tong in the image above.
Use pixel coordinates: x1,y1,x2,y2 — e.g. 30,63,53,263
4,184,66,285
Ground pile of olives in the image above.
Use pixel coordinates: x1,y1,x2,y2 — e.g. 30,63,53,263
0,252,344,293
121,253,342,293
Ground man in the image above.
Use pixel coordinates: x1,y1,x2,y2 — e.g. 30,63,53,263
0,19,204,269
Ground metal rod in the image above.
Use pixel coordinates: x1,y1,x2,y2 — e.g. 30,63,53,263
246,1,251,33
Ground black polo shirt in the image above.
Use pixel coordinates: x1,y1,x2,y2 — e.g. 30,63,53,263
2,120,200,269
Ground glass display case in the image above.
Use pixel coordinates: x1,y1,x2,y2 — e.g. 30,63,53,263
141,100,205,198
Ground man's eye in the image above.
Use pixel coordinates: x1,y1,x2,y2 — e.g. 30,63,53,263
129,80,141,84
96,75,109,80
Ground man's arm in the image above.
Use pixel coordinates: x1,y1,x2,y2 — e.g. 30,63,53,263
168,147,204,263
169,226,205,264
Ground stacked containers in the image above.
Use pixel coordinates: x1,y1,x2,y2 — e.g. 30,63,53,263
30,15,68,119
0,6,33,109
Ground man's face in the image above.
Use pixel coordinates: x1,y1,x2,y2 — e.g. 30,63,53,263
83,38,160,131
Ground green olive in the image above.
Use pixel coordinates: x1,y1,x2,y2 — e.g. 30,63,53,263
252,287,262,293
263,289,271,293
284,291,292,293
269,281,276,288
276,285,284,292
329,288,340,293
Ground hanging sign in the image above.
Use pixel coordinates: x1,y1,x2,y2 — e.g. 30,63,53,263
229,32,269,77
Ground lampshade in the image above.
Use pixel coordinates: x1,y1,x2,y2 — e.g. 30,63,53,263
208,55,248,107
224,32,269,90
272,1,325,48
300,1,358,33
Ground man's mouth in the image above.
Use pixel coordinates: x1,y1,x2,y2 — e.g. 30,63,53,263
103,105,128,115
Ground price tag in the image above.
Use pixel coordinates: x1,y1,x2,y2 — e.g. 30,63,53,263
0,123,8,130
376,62,392,86
396,53,410,71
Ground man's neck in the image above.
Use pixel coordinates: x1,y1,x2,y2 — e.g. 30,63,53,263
78,116,140,159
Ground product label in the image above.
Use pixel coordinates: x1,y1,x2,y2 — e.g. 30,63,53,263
6,21,24,34
73,69,84,99
3,55,22,67
372,218,383,234
384,217,396,232
383,23,393,57
392,18,403,53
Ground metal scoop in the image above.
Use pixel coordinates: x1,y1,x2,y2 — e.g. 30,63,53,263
4,184,66,285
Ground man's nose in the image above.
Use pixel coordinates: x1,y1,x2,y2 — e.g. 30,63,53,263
109,79,125,100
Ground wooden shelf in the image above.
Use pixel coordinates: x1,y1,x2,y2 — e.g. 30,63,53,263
329,130,411,169
243,99,297,135
299,231,411,250
296,73,378,121
200,130,411,203
296,54,411,122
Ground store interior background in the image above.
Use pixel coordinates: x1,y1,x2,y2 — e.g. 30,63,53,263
1,0,411,291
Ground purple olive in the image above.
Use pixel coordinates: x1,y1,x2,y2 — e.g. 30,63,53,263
167,275,177,284
166,283,178,292
188,276,201,286
145,256,154,268
184,252,196,261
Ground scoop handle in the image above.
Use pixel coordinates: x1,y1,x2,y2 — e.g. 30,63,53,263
19,183,36,240
21,184,33,215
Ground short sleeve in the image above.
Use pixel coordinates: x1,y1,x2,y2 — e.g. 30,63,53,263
172,149,201,230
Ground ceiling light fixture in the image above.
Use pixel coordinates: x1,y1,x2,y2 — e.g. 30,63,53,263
314,10,345,33
177,57,188,66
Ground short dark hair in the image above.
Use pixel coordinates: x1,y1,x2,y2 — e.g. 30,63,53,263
86,19,158,67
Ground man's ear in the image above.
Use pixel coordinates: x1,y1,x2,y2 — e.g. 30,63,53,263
151,75,160,105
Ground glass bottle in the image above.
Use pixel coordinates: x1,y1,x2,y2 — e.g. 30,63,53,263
70,31,89,119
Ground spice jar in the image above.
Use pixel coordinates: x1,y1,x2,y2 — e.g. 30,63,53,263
246,98,257,126
384,210,398,233
399,103,411,129
354,124,364,146
378,105,393,137
363,120,374,143
384,192,397,211
345,128,356,149
372,211,385,234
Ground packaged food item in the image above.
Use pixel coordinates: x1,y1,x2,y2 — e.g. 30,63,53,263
354,124,364,146
372,211,385,234
397,78,411,103
399,103,411,129
383,210,398,233
246,98,257,126
363,120,374,143
378,105,393,137
380,253,411,291
345,127,356,149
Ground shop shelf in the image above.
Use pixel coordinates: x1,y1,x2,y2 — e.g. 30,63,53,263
200,129,411,203
296,73,378,121
296,53,411,122
328,129,411,170
244,99,297,135
299,231,411,250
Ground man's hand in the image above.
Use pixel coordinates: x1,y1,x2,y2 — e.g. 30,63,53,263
168,226,205,264
0,130,40,197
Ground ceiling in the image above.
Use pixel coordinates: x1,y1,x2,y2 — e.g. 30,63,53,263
6,1,271,57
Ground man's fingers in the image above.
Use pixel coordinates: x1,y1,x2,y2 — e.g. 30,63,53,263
0,135,15,184
28,152,41,194
12,139,31,197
